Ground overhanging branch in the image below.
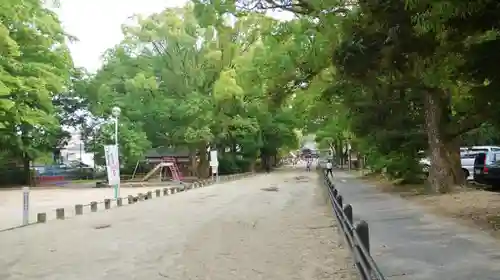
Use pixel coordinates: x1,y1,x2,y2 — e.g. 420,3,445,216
447,114,484,139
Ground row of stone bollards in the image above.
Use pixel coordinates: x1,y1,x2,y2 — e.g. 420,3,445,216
35,172,254,224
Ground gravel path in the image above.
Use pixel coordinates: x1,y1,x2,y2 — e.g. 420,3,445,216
0,168,357,280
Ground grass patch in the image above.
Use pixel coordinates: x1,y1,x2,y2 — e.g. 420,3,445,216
359,170,500,239
69,179,99,184
360,173,433,197
412,191,500,238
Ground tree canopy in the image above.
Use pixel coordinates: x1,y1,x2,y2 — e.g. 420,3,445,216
3,0,500,192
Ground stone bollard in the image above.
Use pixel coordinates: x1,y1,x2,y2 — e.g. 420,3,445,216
37,212,47,223
104,199,111,209
117,197,123,206
128,195,134,204
138,193,144,201
146,191,153,199
155,189,161,197
75,204,83,215
90,201,98,212
163,188,169,195
56,208,65,220
171,188,176,194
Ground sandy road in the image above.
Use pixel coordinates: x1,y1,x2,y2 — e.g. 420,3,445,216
0,186,169,230
0,168,357,280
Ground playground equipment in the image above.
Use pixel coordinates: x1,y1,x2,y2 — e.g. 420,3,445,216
131,157,183,182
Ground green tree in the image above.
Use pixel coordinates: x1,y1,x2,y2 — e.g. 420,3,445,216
0,0,74,184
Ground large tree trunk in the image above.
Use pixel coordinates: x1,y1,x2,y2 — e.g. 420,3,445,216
22,154,32,186
424,91,464,193
197,142,210,178
335,138,343,167
249,159,256,172
260,148,271,172
188,146,197,177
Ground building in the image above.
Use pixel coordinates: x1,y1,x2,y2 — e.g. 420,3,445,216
60,131,95,167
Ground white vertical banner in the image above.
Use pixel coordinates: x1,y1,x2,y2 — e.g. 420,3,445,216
22,186,29,225
209,150,219,182
104,145,120,186
210,150,218,164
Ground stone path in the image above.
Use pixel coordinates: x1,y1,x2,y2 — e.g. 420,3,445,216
332,171,500,280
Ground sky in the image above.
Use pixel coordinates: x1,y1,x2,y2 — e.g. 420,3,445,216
54,0,293,73
54,0,189,72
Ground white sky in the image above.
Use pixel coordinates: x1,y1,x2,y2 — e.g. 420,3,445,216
54,0,188,72
54,0,293,73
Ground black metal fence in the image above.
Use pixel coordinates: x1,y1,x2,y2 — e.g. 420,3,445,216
322,171,386,280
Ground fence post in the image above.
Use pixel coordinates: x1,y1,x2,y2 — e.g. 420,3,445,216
117,197,123,206
343,204,354,247
343,204,353,225
163,188,169,195
56,208,65,220
333,188,338,198
354,220,371,279
104,199,111,209
355,220,370,254
155,189,161,197
146,191,153,199
90,201,98,212
37,212,47,223
336,194,343,208
75,204,83,215
128,195,134,204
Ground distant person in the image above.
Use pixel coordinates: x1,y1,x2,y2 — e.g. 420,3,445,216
306,158,312,172
326,160,333,177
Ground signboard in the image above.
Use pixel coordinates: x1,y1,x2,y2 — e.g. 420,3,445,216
22,187,29,225
104,145,120,186
210,150,218,164
209,150,219,181
210,150,218,168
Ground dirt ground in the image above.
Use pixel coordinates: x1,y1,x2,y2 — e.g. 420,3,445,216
362,174,500,238
0,183,179,230
0,168,358,280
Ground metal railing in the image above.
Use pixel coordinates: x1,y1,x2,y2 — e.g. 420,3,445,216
322,171,386,280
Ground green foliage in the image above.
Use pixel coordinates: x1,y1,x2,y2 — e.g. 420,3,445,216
6,0,500,190
77,5,323,177
0,0,75,184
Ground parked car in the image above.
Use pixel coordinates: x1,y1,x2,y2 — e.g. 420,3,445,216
462,146,500,180
418,151,431,174
420,146,500,180
473,151,500,188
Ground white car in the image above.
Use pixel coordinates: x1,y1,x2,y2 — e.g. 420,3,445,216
461,146,500,180
421,146,500,180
